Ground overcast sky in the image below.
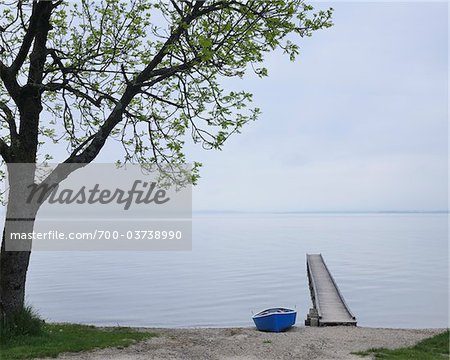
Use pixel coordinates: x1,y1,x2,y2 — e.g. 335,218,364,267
25,1,448,213
178,1,448,212
0,3,446,222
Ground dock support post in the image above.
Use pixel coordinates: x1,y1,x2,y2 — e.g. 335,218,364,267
306,308,319,327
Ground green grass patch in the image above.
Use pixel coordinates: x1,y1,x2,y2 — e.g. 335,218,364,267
1,306,44,343
0,323,158,360
354,330,449,359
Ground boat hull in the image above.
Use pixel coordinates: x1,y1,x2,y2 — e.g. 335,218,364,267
253,308,296,332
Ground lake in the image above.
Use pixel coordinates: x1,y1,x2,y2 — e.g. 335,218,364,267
26,213,448,328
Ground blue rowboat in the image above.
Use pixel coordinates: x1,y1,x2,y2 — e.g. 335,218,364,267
252,308,296,332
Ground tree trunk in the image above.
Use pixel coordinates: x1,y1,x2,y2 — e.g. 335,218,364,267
0,167,37,320
0,238,32,319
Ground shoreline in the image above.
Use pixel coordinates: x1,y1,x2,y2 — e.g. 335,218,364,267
36,325,447,360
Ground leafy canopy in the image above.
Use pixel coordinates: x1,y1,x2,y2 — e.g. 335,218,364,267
0,0,332,183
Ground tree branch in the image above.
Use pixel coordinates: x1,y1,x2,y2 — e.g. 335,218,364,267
0,62,21,104
135,58,200,87
0,101,18,139
141,91,181,108
41,82,115,108
0,61,7,76
59,4,210,165
26,2,53,85
68,133,97,158
134,2,207,84
9,2,41,75
0,138,9,162
15,1,52,160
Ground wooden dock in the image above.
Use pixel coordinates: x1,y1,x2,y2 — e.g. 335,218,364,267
305,254,357,327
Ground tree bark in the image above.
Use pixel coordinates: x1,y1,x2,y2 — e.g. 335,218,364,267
0,238,32,320
0,167,38,320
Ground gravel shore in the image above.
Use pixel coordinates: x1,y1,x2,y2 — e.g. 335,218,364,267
38,326,445,360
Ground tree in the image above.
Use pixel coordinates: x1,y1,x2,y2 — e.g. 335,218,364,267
0,0,332,320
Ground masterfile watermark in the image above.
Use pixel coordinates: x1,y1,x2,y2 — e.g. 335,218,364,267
27,180,170,210
3,163,192,251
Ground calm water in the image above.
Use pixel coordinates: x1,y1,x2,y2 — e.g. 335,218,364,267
26,213,448,328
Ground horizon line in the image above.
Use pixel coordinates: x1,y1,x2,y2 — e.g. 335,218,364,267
192,209,449,214
0,209,447,215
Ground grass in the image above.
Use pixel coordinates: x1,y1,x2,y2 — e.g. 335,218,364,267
354,330,449,359
0,306,44,343
1,307,158,360
1,323,158,359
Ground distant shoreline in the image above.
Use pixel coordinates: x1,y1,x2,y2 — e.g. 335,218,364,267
193,210,449,214
0,209,448,216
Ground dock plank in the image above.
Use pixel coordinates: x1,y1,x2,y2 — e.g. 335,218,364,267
306,254,357,326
